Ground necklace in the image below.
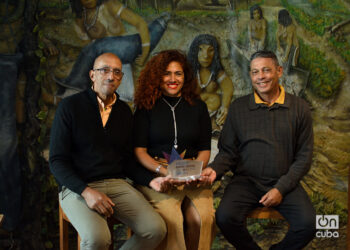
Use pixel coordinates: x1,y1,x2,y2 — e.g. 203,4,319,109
83,5,100,31
197,71,213,89
162,97,182,149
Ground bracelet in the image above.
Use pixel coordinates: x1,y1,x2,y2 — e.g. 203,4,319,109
155,165,162,174
142,42,150,47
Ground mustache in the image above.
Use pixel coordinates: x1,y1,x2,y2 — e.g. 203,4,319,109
105,79,115,83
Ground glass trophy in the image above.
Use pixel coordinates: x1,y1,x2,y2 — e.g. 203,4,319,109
168,160,203,180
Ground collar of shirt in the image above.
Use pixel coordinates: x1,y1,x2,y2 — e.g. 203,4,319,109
254,85,285,106
96,93,117,112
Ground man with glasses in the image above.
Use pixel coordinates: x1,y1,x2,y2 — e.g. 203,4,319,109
49,53,167,250
202,51,315,250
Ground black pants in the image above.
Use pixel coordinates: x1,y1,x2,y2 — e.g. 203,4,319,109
216,176,316,250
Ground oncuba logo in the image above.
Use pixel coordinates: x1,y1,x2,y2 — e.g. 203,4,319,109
316,215,339,238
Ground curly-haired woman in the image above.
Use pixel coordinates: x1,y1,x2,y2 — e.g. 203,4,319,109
133,50,215,250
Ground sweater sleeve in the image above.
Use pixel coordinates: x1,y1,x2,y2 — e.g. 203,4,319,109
124,108,154,186
133,108,149,147
274,100,313,196
209,102,240,179
123,158,155,186
49,100,87,194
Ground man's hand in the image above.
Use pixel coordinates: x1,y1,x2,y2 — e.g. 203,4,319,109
149,177,171,192
200,167,217,185
81,187,115,217
259,188,283,207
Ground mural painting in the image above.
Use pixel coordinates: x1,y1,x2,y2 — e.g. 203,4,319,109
0,0,25,232
188,34,234,132
0,0,349,249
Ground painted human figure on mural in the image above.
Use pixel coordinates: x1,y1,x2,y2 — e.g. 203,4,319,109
188,34,234,131
276,9,299,74
248,4,267,55
68,0,152,101
71,0,151,66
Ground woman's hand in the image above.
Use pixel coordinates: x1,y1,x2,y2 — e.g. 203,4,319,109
149,176,171,192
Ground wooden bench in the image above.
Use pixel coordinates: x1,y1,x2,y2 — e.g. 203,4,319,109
247,207,285,220
59,205,131,250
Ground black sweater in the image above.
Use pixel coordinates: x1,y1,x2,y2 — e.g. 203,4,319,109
49,89,153,194
210,93,313,196
133,96,211,158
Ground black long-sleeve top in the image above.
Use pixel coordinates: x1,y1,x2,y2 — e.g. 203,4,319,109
210,93,313,196
133,96,212,158
49,88,153,194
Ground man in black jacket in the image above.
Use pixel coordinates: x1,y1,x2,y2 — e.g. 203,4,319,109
201,51,315,250
49,53,166,250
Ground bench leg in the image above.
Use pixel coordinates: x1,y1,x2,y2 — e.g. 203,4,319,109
59,208,69,250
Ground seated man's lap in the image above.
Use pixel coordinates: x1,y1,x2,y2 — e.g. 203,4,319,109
216,177,315,231
59,186,111,241
274,184,315,230
60,178,165,239
100,179,166,234
216,177,264,224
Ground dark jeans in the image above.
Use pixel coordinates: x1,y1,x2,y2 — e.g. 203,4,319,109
216,176,316,250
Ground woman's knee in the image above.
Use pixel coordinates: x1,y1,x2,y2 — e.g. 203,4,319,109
185,210,201,229
183,201,201,228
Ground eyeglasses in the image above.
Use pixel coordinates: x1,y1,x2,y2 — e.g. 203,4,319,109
93,67,124,79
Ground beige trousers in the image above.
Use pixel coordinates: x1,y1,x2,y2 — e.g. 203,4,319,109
59,179,166,250
138,185,216,250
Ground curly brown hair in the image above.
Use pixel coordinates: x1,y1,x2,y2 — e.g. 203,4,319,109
134,50,200,110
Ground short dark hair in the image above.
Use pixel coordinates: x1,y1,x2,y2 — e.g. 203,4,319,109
70,0,106,18
187,34,223,80
250,50,279,66
278,9,292,27
250,4,263,19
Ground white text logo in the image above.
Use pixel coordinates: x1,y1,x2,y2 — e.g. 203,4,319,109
316,215,339,238
316,215,338,229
